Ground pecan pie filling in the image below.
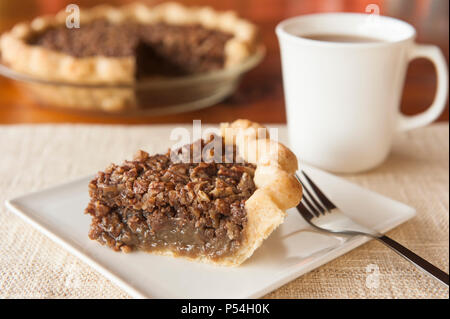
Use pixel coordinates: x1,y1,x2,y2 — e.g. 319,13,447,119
85,136,257,260
28,19,233,77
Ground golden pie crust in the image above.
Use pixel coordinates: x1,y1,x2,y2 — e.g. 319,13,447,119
0,2,259,85
220,120,302,265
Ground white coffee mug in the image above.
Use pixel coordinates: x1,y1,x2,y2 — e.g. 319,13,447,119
276,13,448,173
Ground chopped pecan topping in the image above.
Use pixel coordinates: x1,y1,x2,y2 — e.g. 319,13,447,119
29,20,233,76
85,135,256,259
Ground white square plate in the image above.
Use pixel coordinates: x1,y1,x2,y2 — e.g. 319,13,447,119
5,164,415,298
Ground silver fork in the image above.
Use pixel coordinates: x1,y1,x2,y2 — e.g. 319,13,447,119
296,171,449,287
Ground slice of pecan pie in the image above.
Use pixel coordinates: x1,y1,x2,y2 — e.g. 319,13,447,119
85,120,302,266
0,2,258,84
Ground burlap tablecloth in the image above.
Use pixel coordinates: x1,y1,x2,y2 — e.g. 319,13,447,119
0,123,448,299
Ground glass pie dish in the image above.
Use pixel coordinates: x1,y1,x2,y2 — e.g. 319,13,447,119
0,46,264,116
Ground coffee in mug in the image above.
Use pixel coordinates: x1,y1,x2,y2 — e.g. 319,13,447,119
276,13,448,173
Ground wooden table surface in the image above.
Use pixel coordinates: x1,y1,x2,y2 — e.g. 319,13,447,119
0,0,448,124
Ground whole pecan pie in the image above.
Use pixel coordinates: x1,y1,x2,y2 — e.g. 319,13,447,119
85,120,302,266
0,2,258,84
0,3,259,112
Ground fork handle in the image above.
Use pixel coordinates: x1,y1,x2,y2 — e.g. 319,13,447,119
377,235,449,286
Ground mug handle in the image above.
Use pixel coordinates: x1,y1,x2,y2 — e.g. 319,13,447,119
398,44,449,132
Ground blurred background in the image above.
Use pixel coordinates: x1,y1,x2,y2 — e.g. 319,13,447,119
0,0,448,124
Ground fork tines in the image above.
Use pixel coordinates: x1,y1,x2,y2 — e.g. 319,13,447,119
296,171,337,219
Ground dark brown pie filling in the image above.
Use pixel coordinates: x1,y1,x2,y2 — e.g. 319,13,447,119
85,136,257,260
28,19,233,77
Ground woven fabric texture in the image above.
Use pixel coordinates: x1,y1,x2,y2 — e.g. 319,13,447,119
0,124,448,299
